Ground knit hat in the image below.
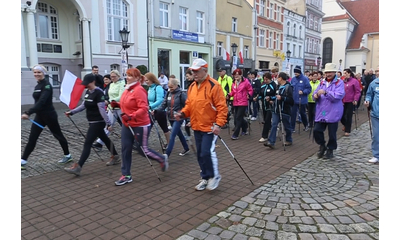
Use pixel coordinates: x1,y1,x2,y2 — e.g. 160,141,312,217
294,65,302,74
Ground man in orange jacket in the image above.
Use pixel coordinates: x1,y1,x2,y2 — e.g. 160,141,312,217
175,58,228,191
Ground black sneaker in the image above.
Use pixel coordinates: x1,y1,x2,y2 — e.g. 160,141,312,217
264,141,275,149
324,149,334,159
115,175,133,186
92,142,103,151
179,149,190,156
317,145,327,158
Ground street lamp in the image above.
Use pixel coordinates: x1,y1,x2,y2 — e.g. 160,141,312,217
231,43,238,73
286,50,291,74
317,56,322,71
119,28,130,79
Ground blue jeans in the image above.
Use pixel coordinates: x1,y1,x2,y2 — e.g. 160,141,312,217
249,99,259,118
165,120,189,156
313,122,339,150
193,131,219,180
268,113,292,145
371,116,379,159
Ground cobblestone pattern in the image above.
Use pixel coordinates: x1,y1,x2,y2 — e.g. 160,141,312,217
177,123,379,240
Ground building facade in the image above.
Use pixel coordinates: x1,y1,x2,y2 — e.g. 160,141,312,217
304,0,324,72
21,0,148,105
214,0,254,78
147,0,216,90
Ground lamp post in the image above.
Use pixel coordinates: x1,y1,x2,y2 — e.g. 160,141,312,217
119,28,130,79
286,50,291,74
231,43,238,73
317,56,322,71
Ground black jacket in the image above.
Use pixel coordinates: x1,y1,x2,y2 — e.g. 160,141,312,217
250,78,262,98
259,81,277,111
25,79,55,115
272,82,294,115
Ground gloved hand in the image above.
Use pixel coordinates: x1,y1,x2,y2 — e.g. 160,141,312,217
110,100,120,109
121,113,132,122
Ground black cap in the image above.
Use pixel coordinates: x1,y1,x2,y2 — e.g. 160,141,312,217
250,70,257,76
82,73,96,86
217,67,226,72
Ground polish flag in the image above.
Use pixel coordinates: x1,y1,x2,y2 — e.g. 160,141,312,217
238,49,244,64
60,70,85,109
315,57,318,66
222,47,230,61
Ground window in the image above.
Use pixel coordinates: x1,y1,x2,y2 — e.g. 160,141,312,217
311,39,315,53
269,3,273,19
292,44,296,57
35,2,59,39
293,24,296,37
244,45,249,59
305,38,309,52
314,16,318,30
322,38,333,66
277,6,281,22
158,49,170,77
308,14,313,28
299,26,302,39
110,64,119,72
276,34,280,50
196,11,204,34
298,45,302,58
259,29,265,47
269,31,273,48
309,38,312,52
106,0,128,41
43,64,60,87
259,0,265,16
286,21,290,35
274,4,278,20
159,2,169,28
232,17,237,32
179,7,188,31
217,41,222,57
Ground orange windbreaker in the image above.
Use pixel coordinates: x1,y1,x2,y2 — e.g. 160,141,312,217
119,82,150,127
181,75,228,132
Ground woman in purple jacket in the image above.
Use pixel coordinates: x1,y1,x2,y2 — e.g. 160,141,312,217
340,68,361,136
312,63,345,159
227,69,253,140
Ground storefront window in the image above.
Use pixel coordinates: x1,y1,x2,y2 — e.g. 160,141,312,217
158,49,170,77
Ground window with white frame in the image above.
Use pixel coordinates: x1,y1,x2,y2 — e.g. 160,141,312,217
217,41,222,57
276,33,280,50
110,64,119,72
259,0,265,16
305,38,309,52
259,29,265,47
196,11,204,34
309,38,313,53
35,2,59,39
159,2,169,28
308,13,313,28
293,24,296,37
298,45,302,58
244,45,249,58
179,7,188,31
286,21,290,35
232,17,237,32
292,44,296,57
269,3,273,19
274,4,278,20
269,31,273,48
43,64,60,87
299,25,302,39
311,39,315,53
314,16,318,31
106,0,128,41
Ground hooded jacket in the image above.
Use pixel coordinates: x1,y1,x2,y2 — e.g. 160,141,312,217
313,76,345,123
342,77,361,103
148,83,166,110
157,87,187,121
120,82,150,127
228,77,253,106
365,78,379,119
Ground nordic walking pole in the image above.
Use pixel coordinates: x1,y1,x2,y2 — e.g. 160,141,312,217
66,116,105,162
29,119,45,129
127,124,161,182
149,112,167,153
181,120,196,154
298,98,301,135
353,105,358,130
217,135,254,185
278,103,286,151
367,108,372,139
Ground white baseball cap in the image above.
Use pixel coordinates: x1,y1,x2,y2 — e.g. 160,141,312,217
189,58,208,70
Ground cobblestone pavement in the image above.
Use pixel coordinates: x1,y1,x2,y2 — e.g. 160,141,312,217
177,123,379,240
21,102,378,240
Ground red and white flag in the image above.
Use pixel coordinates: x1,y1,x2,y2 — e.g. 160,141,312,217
222,47,230,61
60,70,85,109
238,49,244,64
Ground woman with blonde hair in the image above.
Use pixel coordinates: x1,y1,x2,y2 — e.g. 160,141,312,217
21,64,72,169
144,72,171,147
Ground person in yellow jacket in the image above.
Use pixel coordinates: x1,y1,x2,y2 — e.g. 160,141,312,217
307,71,320,128
217,67,233,128
175,59,228,191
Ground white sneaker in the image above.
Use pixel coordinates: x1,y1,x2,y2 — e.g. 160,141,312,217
259,137,267,143
251,117,257,121
368,157,379,163
206,176,221,190
195,179,208,191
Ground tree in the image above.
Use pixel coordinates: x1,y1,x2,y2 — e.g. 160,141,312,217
136,65,148,75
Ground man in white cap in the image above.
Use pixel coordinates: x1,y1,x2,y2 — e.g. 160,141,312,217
312,63,345,159
174,59,228,191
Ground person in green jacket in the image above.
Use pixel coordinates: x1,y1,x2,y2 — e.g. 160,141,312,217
307,71,320,128
217,67,233,129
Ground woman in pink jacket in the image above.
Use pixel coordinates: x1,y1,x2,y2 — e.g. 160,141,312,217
340,68,361,136
227,69,253,140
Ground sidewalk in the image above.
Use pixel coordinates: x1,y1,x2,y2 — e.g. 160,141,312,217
21,104,377,240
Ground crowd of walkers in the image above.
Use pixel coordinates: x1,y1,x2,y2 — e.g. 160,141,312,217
21,60,379,190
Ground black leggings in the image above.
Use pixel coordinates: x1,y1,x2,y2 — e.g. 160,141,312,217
78,121,118,167
22,111,69,160
233,106,248,137
153,110,169,133
340,102,354,133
